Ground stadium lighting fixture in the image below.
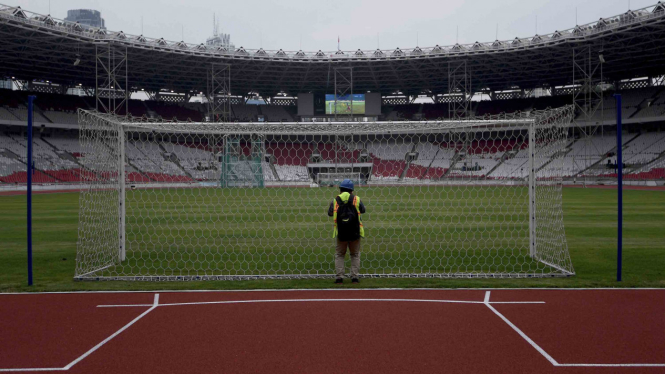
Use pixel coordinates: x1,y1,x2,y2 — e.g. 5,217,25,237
73,54,81,66
599,51,606,63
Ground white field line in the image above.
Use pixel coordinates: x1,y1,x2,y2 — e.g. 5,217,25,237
558,363,665,367
3,288,665,296
0,294,160,373
484,291,560,366
0,368,66,372
97,298,546,308
483,291,665,368
62,294,159,370
4,292,665,371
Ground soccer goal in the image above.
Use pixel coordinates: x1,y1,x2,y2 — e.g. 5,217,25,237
75,107,575,280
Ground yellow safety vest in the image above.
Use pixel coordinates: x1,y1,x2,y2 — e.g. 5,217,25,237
332,192,365,239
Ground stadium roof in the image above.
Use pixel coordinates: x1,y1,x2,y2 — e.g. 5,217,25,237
1,3,665,97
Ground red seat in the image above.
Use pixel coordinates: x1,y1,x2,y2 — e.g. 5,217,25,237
0,171,58,184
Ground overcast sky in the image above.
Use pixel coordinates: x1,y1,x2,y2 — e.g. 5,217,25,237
9,0,657,51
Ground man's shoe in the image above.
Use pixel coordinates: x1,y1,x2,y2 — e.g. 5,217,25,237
352,278,360,283
335,278,343,284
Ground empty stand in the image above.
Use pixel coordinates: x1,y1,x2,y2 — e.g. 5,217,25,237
260,106,294,122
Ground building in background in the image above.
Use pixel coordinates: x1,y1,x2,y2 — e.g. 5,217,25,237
64,9,106,29
0,79,12,90
206,15,234,50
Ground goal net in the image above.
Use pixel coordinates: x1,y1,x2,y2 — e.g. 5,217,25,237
75,107,575,280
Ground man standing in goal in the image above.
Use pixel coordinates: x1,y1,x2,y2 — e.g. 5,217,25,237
327,179,365,284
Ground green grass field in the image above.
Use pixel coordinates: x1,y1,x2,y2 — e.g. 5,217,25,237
1,187,664,292
326,100,365,115
79,186,557,279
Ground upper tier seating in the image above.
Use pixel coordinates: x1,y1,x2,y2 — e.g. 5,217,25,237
2,84,665,185
0,131,663,185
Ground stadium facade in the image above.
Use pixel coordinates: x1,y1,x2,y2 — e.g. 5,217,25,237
2,2,665,280
0,3,664,97
0,2,664,189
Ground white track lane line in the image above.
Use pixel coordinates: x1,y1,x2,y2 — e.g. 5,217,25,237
0,368,66,372
558,363,665,367
0,294,160,373
6,292,665,371
483,291,665,368
97,298,546,308
483,291,560,366
62,294,159,370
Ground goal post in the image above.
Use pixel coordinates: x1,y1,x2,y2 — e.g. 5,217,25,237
75,110,124,278
118,121,126,262
529,120,535,259
75,107,574,280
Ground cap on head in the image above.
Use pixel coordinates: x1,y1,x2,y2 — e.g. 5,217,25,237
340,179,354,191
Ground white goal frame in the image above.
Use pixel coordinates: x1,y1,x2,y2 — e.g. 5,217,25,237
75,107,574,280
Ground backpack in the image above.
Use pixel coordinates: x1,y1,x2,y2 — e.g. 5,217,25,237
336,195,360,241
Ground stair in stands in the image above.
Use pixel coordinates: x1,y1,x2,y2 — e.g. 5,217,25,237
158,142,194,180
575,132,641,177
535,139,577,173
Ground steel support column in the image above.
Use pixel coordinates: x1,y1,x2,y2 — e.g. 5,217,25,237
95,43,128,116
573,46,603,128
333,67,353,122
572,46,604,182
207,63,231,122
448,60,470,120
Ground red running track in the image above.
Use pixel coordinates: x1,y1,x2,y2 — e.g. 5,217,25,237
1,289,664,374
565,184,665,191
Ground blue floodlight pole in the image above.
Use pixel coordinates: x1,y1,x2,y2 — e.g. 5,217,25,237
27,95,36,286
615,94,623,282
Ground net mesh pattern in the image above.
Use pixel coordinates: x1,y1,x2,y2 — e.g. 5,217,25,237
75,107,575,280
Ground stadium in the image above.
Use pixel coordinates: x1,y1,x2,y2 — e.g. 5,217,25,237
0,1,665,373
